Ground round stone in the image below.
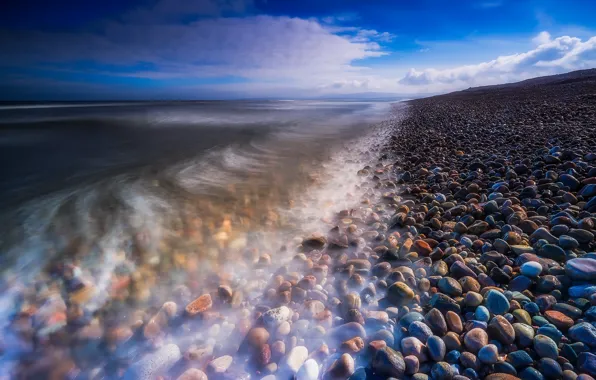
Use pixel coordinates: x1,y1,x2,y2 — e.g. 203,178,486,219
533,334,559,359
296,359,319,380
263,306,291,327
405,355,420,375
281,346,308,374
445,311,463,334
325,353,355,379
464,328,489,354
425,308,448,335
409,321,434,343
566,258,596,282
568,322,596,348
513,323,535,348
387,282,415,306
427,335,446,362
475,306,490,322
544,310,574,330
538,358,563,380
478,344,499,364
431,362,454,380
488,315,515,345
485,290,510,315
372,346,406,378
438,277,463,297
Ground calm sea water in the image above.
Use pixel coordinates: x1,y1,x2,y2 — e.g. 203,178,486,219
0,100,392,207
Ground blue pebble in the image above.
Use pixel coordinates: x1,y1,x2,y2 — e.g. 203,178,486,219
494,361,518,376
460,236,473,248
466,320,488,330
533,316,550,327
485,289,510,315
520,261,542,277
463,368,478,380
475,306,490,322
537,324,563,344
508,350,534,369
520,367,545,380
524,302,540,314
446,350,461,364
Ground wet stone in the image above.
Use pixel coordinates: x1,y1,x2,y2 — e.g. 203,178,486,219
372,346,406,378
427,335,447,362
478,344,499,364
485,289,510,315
566,258,596,282
568,322,596,348
533,334,559,359
409,321,434,343
488,315,515,345
325,353,355,379
464,328,489,354
386,282,415,306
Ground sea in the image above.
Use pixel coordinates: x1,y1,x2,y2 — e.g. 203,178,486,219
0,99,404,376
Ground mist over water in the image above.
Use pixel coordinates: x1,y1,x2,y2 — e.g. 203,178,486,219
0,100,404,377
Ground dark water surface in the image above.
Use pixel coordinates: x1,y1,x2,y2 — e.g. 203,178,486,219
0,101,389,207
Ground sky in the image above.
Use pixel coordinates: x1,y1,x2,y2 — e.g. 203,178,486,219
0,0,595,100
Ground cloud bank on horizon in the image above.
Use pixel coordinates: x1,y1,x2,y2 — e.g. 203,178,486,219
0,0,595,99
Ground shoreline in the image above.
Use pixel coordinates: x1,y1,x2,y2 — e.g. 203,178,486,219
1,72,596,379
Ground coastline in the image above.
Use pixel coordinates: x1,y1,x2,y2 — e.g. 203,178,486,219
1,71,596,379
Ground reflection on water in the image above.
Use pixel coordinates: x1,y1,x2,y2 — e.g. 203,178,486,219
0,100,405,377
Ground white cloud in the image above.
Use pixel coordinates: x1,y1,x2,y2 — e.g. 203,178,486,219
399,32,596,87
532,31,551,45
0,15,389,88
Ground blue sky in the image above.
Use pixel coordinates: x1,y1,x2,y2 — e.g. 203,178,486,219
0,0,595,99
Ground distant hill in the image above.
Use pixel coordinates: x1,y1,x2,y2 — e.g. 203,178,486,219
461,68,596,92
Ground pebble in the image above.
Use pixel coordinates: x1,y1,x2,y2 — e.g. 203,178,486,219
387,281,415,306
568,322,596,348
507,350,534,369
207,355,233,375
281,346,309,374
533,334,559,359
478,344,499,364
464,328,489,354
513,323,535,348
409,321,434,343
488,315,516,345
263,306,291,327
325,353,355,379
485,290,510,315
521,261,542,277
566,258,596,281
372,346,406,378
177,369,208,380
427,335,447,362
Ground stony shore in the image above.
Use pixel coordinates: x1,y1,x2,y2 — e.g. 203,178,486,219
3,71,596,379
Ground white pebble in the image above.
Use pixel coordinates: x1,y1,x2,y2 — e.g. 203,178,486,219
297,358,319,380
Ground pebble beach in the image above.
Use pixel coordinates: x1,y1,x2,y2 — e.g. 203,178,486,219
2,70,596,380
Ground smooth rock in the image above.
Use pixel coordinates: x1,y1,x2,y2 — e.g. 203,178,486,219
533,335,559,359
464,328,488,354
281,346,309,374
568,322,596,348
566,258,596,281
486,290,510,315
427,335,446,362
296,359,319,380
478,344,499,364
372,346,406,378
